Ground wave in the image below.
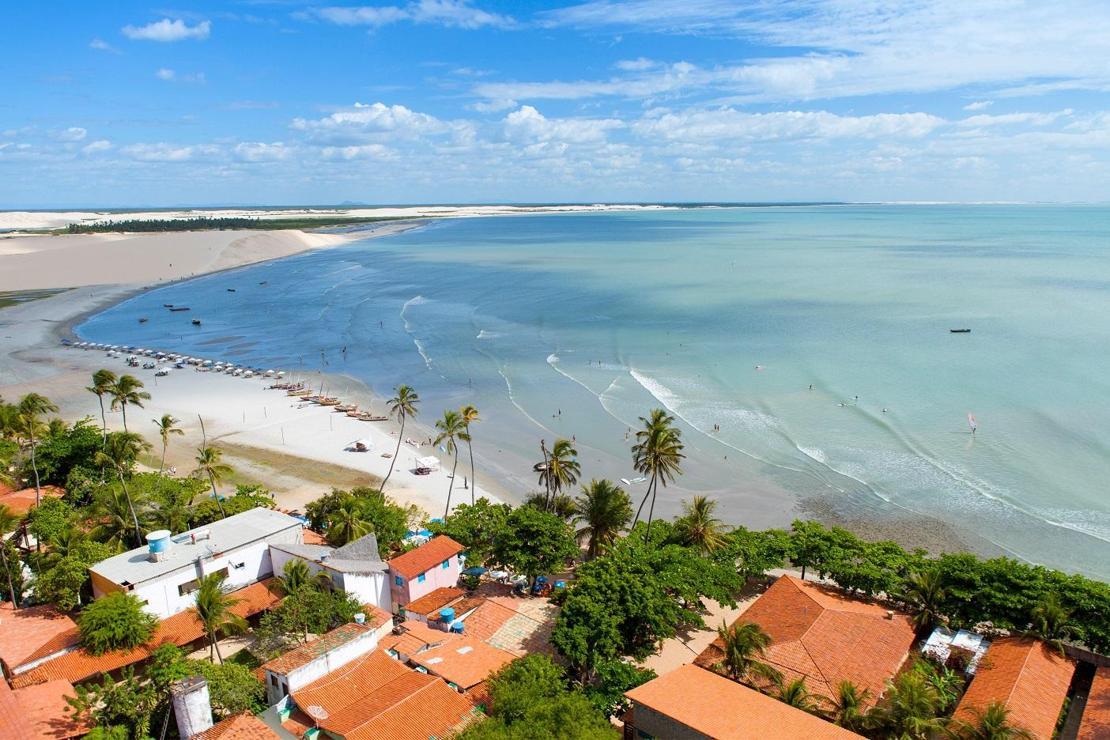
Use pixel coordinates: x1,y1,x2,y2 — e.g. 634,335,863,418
495,364,552,433
475,329,500,340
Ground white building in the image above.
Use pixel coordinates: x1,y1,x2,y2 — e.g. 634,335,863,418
89,507,304,619
269,532,392,613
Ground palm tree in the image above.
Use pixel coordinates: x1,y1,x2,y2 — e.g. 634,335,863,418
459,404,480,505
778,678,819,713
381,385,419,492
534,438,580,513
714,620,782,687
194,573,246,663
17,393,58,506
150,485,193,533
874,671,942,739
827,680,872,732
153,414,183,474
1028,593,1073,651
87,369,117,441
948,701,1034,740
572,479,632,559
900,569,947,632
0,505,21,608
92,485,151,547
277,559,311,595
326,498,371,546
194,446,230,519
94,431,151,548
434,409,468,519
674,495,728,554
108,375,150,433
630,409,685,534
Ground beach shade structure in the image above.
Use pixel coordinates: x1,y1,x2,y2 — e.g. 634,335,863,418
351,439,372,452
416,456,441,471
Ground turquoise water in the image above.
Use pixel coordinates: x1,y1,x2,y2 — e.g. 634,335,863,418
77,206,1110,578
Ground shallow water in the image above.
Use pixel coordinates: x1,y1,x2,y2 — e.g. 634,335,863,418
78,206,1110,578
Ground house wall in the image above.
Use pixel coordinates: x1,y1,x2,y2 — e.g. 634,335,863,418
263,628,380,706
339,572,391,612
389,554,461,609
628,704,712,740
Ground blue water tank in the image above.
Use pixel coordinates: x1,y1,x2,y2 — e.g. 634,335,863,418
146,530,172,557
440,607,456,623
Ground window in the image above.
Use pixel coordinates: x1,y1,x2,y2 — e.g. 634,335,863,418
178,579,199,596
441,559,450,569
417,573,426,583
394,575,403,587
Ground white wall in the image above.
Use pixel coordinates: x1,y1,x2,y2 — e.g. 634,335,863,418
339,572,391,613
264,627,380,706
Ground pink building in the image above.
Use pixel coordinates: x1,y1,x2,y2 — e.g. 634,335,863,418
387,535,465,610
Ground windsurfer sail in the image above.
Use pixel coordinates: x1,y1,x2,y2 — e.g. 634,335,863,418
968,413,978,434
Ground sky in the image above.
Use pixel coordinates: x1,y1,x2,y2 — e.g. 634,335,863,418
3,0,1110,207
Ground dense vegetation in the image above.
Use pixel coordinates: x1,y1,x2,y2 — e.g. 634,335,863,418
62,215,408,233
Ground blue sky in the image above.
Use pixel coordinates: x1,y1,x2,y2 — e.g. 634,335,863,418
3,1,1110,207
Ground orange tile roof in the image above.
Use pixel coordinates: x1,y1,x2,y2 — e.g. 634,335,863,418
194,711,279,739
259,622,370,676
409,635,516,690
695,576,916,707
462,596,555,657
405,586,465,616
0,603,80,674
13,579,282,688
953,637,1074,740
13,679,91,739
1079,665,1110,740
0,486,65,515
388,536,464,580
301,529,327,545
292,650,479,740
0,680,33,738
627,664,864,739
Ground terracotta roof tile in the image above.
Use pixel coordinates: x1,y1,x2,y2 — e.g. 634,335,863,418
194,711,279,739
405,587,464,616
13,680,91,739
953,637,1074,739
626,664,864,739
695,576,915,707
0,680,34,738
1079,664,1110,740
301,529,327,545
461,597,555,657
0,603,80,674
13,579,281,688
409,635,516,690
293,650,411,714
259,622,370,676
0,486,65,515
388,536,464,580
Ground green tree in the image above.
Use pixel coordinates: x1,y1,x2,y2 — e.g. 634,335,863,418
789,519,833,580
429,497,512,566
32,539,117,611
94,431,151,547
277,559,312,595
948,701,1034,740
460,404,480,505
90,481,151,547
78,592,157,654
188,659,266,717
326,497,372,546
724,527,791,581
0,505,22,607
194,445,231,519
492,505,577,589
1028,592,1073,650
827,680,872,733
572,479,632,559
630,409,684,533
67,666,159,738
107,375,150,433
27,496,76,545
191,483,275,527
900,569,948,632
381,385,419,492
583,659,655,718
25,418,102,486
195,572,247,663
872,670,943,740
434,408,468,519
673,495,728,555
534,438,580,514
86,369,117,442
153,413,183,474
17,393,58,505
713,620,782,686
778,677,819,713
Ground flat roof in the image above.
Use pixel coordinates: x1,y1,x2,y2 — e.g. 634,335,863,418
90,507,301,587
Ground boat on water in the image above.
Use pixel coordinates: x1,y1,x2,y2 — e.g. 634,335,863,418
949,328,971,333
169,306,190,312
191,319,201,326
138,317,148,323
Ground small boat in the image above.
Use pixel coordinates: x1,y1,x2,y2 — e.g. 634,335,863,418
191,319,201,326
319,397,340,406
288,389,311,397
358,413,388,422
169,306,190,312
138,317,148,323
163,303,174,308
949,328,971,333
227,288,237,293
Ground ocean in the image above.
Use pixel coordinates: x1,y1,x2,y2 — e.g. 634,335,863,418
76,205,1110,578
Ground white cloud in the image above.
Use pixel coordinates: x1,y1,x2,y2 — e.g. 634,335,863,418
155,68,206,84
634,108,944,142
964,100,993,111
291,102,464,145
234,142,292,162
615,57,656,71
54,127,87,142
82,140,112,154
156,68,175,81
319,144,396,160
959,110,1074,128
312,1,513,30
122,18,211,42
120,143,199,162
503,106,623,144
89,38,120,53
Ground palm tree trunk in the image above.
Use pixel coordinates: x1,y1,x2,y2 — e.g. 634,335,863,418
206,471,227,518
646,479,658,535
97,395,107,442
1,544,18,609
29,431,41,506
444,449,459,519
631,472,655,529
466,426,476,505
121,402,128,433
382,416,404,492
118,470,144,548
540,441,551,512
159,439,167,475
211,632,223,664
